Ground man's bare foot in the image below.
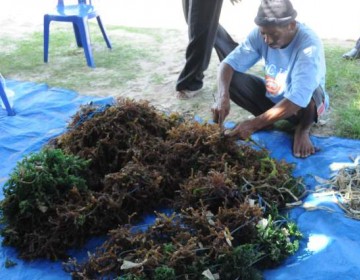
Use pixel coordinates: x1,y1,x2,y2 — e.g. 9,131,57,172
293,126,317,158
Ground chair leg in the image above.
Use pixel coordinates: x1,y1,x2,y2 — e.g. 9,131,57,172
73,23,83,47
43,15,51,63
96,16,112,49
76,18,95,68
0,86,15,116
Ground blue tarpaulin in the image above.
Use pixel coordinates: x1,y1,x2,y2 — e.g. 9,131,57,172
0,80,360,279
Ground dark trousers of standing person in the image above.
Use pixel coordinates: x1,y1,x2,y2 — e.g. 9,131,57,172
176,0,238,92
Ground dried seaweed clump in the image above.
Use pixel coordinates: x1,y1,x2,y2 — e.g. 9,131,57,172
0,98,305,278
64,208,301,279
54,98,184,190
323,159,360,219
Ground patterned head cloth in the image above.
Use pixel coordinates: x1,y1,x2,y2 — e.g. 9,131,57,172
254,0,297,26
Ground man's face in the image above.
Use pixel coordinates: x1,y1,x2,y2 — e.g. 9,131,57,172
259,23,296,49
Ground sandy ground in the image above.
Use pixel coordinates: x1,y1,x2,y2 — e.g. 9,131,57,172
1,0,359,136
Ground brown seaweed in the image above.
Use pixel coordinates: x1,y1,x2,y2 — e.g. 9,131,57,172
0,98,305,278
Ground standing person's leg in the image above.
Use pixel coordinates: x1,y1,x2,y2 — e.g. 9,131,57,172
214,24,239,61
176,0,224,95
181,0,189,20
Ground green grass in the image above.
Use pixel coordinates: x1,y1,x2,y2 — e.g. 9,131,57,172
0,25,359,139
324,42,360,138
0,24,163,94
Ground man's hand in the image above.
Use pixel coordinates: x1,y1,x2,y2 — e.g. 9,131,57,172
213,62,234,126
211,95,231,126
225,98,302,141
225,119,256,140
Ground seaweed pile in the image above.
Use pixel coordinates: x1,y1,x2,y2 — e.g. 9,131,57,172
0,98,306,278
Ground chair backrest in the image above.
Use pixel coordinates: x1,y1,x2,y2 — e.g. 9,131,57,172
45,0,110,68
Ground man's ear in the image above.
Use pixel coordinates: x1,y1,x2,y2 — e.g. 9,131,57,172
288,21,297,31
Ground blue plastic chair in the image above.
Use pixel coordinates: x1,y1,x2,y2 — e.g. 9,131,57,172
0,75,15,116
44,0,112,68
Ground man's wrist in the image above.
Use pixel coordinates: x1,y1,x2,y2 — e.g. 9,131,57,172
218,90,230,100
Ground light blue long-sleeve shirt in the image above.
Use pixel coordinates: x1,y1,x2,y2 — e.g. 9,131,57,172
224,22,329,110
